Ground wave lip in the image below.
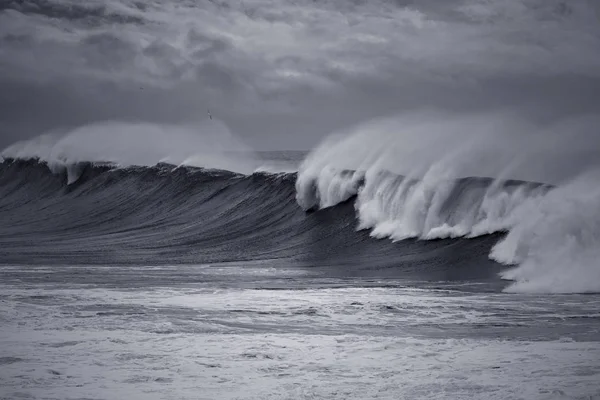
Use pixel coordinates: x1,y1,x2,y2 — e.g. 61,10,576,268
296,165,551,238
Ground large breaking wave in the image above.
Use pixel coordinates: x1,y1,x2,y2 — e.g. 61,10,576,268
296,112,600,294
2,115,600,294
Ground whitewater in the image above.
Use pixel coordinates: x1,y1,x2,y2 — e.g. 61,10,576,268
294,112,600,294
1,116,600,399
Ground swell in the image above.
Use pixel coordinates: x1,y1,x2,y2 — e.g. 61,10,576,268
0,158,504,283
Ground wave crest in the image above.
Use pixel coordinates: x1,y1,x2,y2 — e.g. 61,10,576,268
296,166,550,239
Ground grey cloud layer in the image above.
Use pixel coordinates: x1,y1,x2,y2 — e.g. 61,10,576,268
1,0,599,148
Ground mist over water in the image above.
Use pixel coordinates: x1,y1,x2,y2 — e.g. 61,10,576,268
1,119,260,175
298,111,600,185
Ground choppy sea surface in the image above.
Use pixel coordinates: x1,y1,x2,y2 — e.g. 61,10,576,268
2,265,600,400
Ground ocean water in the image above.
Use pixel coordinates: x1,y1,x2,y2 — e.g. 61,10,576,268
0,149,599,399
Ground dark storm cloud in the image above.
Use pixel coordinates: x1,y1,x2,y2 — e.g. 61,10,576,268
0,0,145,25
0,0,599,149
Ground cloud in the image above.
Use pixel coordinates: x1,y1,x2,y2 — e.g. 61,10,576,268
0,0,599,149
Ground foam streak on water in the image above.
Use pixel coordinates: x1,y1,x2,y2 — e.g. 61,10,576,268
1,265,599,400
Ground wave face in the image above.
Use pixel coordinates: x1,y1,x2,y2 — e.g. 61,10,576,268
0,158,506,284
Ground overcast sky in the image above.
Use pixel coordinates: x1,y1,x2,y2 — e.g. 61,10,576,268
1,0,599,150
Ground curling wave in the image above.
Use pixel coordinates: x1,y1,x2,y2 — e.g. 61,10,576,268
2,111,600,294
